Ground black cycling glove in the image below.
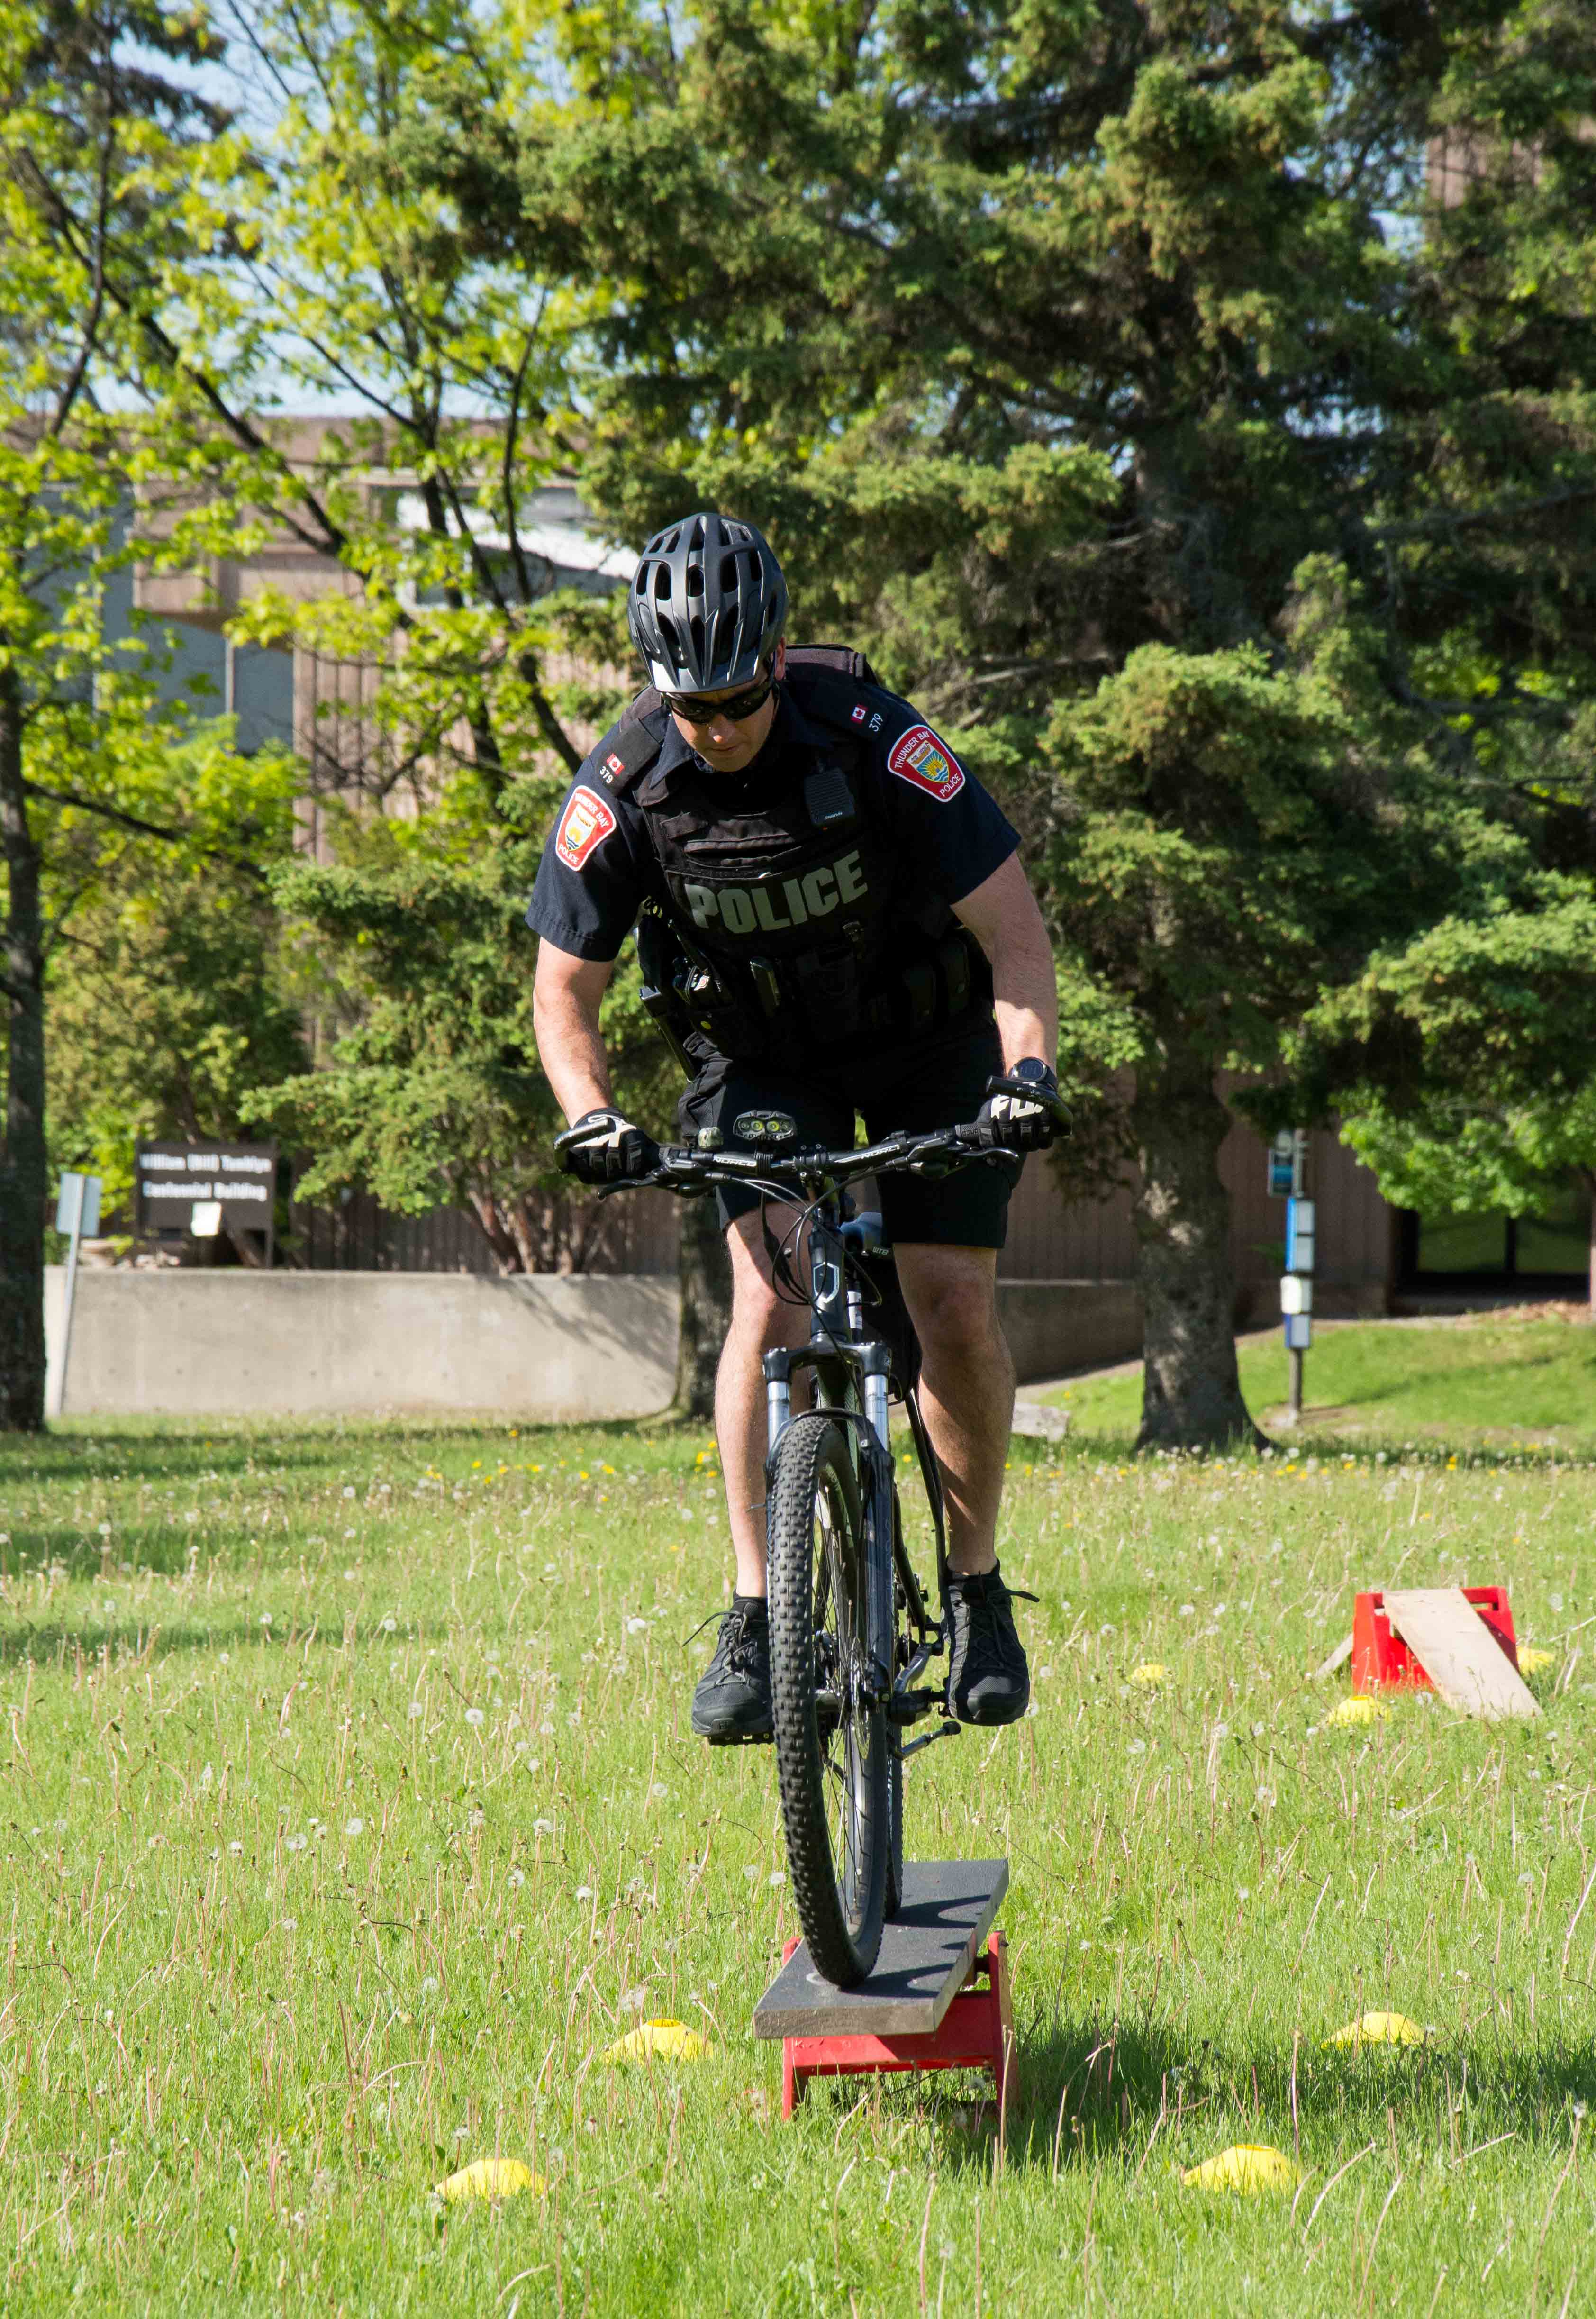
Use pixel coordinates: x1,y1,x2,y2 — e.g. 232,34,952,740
978,1059,1069,1153
555,1109,661,1187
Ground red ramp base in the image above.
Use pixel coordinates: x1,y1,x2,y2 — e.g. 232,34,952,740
780,1929,1016,2119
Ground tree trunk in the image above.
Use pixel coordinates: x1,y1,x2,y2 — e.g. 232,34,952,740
0,670,47,1432
672,1192,731,1420
1584,1166,1596,1315
1130,1042,1266,1452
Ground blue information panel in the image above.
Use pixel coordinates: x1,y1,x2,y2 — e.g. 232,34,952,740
1284,1314,1312,1352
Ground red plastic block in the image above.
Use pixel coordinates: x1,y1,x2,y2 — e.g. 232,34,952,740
1351,1586,1519,1692
781,1929,1016,2121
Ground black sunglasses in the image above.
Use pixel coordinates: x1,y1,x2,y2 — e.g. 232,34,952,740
661,666,776,725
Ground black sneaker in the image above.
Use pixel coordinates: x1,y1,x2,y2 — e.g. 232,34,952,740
945,1566,1032,1726
690,1599,773,1744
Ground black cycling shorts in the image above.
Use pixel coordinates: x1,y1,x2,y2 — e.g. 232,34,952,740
675,1018,1021,1247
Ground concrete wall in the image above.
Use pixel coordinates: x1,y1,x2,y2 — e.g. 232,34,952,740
43,1269,1133,1419
44,1269,679,1420
997,1282,1141,1380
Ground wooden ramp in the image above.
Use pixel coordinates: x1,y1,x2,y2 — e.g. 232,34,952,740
753,1859,1009,2040
1383,1587,1541,1722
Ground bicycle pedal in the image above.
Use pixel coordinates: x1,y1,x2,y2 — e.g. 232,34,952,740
705,1729,774,1748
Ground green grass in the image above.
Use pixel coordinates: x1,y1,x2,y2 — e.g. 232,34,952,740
3,1414,1595,2313
1041,1310,1596,1456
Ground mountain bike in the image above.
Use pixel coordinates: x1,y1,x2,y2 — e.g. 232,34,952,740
621,1109,1021,1986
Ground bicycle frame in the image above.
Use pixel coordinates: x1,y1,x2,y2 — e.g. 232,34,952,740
641,1122,1007,1737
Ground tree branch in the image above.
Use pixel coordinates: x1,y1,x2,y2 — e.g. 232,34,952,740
21,777,272,876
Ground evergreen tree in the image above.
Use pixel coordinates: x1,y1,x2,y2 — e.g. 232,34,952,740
441,0,1596,1444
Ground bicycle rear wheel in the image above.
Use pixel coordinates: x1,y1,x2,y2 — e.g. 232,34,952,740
768,1414,889,1985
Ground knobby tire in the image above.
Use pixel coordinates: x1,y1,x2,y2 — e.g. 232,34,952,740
767,1414,889,1986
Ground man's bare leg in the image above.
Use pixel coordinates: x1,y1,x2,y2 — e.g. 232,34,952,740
893,1244,1014,1575
716,1207,811,1597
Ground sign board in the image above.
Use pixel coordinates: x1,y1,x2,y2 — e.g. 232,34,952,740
1284,1197,1315,1273
1284,1313,1312,1351
55,1172,102,1238
135,1142,277,1237
1269,1128,1307,1199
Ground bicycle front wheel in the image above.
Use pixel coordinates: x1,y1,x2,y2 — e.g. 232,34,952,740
768,1414,889,1986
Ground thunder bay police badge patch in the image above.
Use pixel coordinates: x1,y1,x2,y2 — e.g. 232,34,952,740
554,784,617,870
886,723,965,802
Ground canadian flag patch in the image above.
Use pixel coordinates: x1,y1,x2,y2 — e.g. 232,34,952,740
554,784,618,871
886,723,965,803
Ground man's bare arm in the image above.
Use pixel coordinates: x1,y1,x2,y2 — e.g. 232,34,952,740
953,853,1058,1071
532,940,617,1121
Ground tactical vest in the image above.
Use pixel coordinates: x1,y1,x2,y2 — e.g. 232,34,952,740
603,648,985,1064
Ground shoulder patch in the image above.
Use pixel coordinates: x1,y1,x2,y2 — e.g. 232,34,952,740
554,785,618,871
886,723,966,803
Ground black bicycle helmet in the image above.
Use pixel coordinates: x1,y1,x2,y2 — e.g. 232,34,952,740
626,511,788,694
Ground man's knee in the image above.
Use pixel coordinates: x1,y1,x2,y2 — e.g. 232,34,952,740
897,1248,1004,1363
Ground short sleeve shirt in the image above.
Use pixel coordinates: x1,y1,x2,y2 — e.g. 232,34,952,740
527,674,1019,962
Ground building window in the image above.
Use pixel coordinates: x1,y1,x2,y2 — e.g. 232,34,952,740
1398,1174,1592,1286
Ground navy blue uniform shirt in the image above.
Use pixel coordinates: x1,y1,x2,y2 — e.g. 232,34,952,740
527,677,1019,962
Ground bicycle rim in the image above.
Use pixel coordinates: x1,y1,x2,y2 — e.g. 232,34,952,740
768,1415,888,1986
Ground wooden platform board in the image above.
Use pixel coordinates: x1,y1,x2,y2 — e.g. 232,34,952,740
1383,1587,1541,1722
753,1859,1009,2040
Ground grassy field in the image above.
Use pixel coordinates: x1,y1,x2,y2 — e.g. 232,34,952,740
2,1410,1595,2314
1040,1307,1596,1457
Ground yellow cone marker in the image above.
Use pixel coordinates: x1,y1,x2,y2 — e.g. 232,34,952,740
1325,2011,1429,2050
1130,1663,1166,1687
602,2017,712,2064
1518,1647,1556,1676
435,2157,544,2201
1182,2144,1300,2193
1324,1695,1387,1728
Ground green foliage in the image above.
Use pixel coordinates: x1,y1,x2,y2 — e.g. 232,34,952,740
1293,881,1596,1227
248,788,676,1271
45,730,308,1217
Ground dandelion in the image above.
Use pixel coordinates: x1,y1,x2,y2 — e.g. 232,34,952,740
218,1651,229,1664
421,1976,440,1997
626,1617,648,1636
345,1818,364,1837
260,1611,272,1626
509,1868,526,1889
743,1864,760,1881
343,1486,356,1499
408,1701,425,1720
1179,1603,1195,1618
228,1840,243,1855
98,1521,112,1537
768,1870,786,1887
381,1615,397,1633
286,1833,307,1853
345,1528,356,1539
534,1817,554,1836
465,1706,484,1728
576,1885,593,1902
281,1917,297,1931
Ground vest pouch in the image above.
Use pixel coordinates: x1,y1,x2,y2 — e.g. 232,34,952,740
792,943,863,1044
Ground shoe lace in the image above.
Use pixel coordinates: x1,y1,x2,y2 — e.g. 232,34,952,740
685,1605,765,1673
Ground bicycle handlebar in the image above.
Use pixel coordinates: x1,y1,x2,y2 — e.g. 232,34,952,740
643,1119,1002,1201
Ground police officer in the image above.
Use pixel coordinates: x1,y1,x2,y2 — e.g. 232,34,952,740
530,512,1065,1742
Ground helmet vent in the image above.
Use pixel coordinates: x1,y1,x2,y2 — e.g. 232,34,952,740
626,509,787,692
